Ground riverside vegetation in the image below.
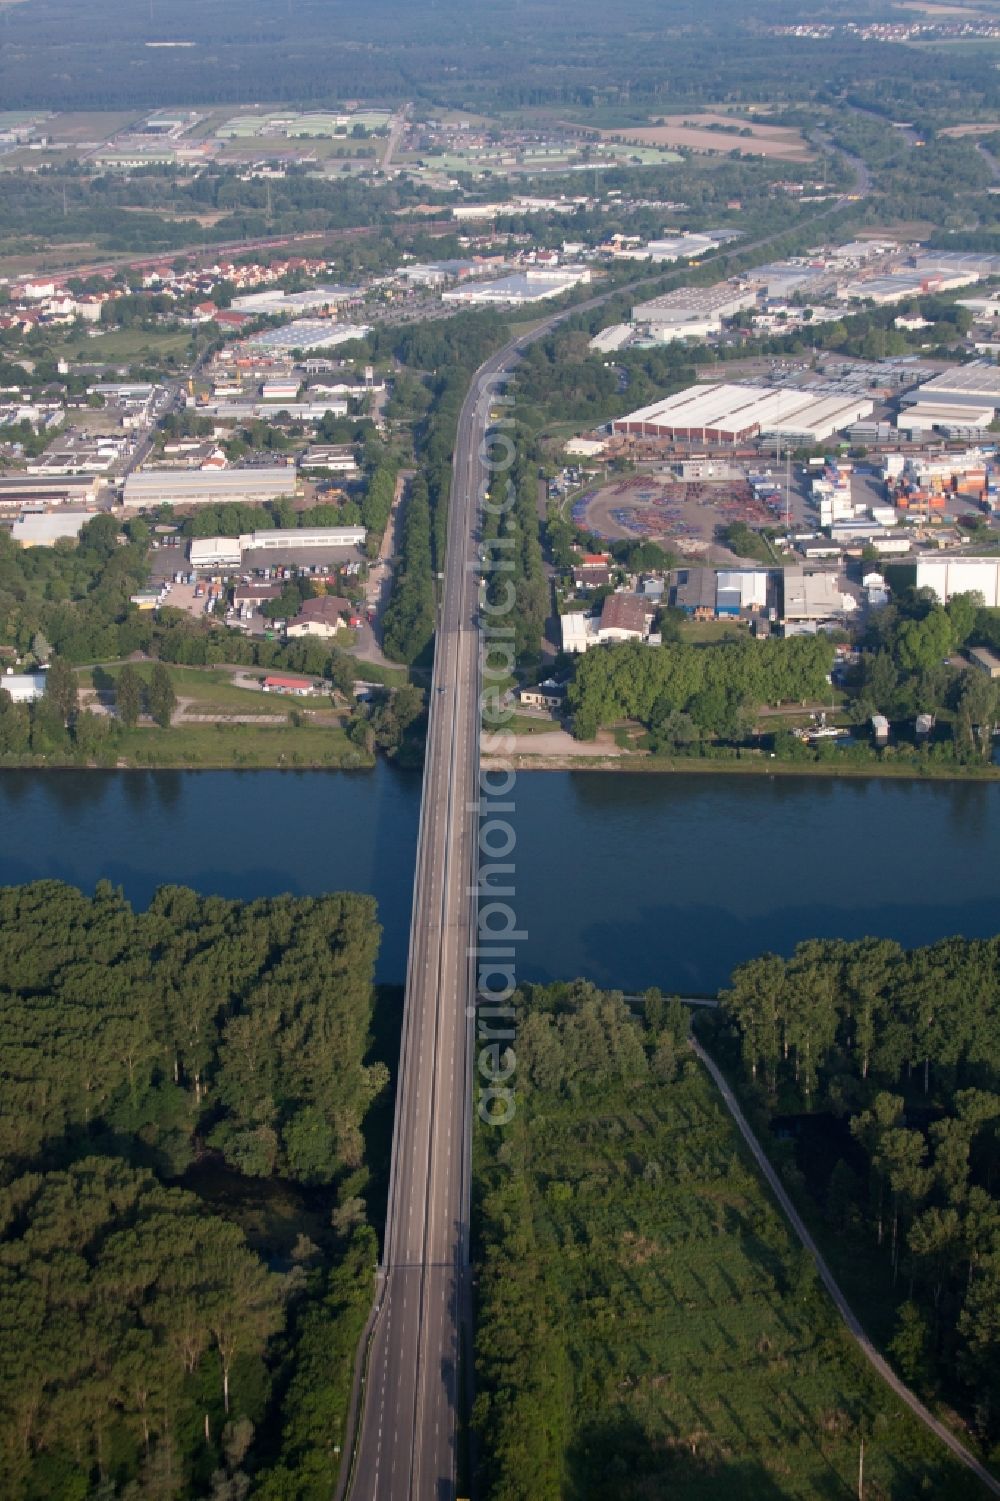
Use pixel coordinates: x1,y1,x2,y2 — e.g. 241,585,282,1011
473,981,982,1499
564,587,1000,773
0,880,389,1500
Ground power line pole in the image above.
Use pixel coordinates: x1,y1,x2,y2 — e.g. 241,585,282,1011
858,1435,865,1500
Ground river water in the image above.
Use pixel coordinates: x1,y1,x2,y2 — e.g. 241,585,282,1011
2,766,999,992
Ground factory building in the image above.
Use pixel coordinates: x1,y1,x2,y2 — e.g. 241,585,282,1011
632,284,755,335
441,266,591,305
231,286,363,314
189,526,367,571
298,445,359,474
0,671,46,703
244,321,371,354
904,364,1000,411
914,558,1000,609
189,537,243,569
11,510,92,547
124,466,297,509
612,383,873,445
782,568,855,624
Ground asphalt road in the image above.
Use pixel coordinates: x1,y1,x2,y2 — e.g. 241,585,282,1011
341,343,495,1501
340,154,873,1501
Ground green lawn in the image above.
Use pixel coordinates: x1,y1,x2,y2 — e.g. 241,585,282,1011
474,995,981,1500
45,325,195,363
82,663,298,717
112,719,370,769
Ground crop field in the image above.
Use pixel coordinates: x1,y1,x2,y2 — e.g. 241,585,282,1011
473,992,979,1500
597,112,813,161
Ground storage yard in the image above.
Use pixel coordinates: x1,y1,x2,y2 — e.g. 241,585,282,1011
571,470,786,556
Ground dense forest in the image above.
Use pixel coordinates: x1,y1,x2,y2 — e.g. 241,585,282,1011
472,979,980,1499
0,880,386,1498
0,0,998,116
566,632,836,744
718,933,1000,1448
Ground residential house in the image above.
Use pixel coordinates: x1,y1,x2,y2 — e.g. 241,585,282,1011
285,595,351,639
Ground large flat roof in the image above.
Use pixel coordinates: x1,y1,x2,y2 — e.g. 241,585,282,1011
614,382,868,440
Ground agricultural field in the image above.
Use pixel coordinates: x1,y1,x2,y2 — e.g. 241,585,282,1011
473,986,980,1500
597,112,813,161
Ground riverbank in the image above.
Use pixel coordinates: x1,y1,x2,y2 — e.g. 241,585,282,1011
0,719,376,771
484,734,1000,781
483,744,996,780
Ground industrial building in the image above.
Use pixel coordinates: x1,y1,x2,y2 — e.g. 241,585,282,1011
203,399,350,422
914,557,1000,609
969,646,1000,680
11,510,92,547
621,232,723,264
0,474,101,510
244,321,371,354
186,522,361,567
612,383,873,445
589,323,634,353
0,671,46,703
231,286,364,315
124,467,297,509
560,592,654,653
904,364,1000,410
782,568,855,624
298,445,359,475
189,526,366,571
189,536,243,569
631,283,756,341
441,266,590,306
249,526,365,551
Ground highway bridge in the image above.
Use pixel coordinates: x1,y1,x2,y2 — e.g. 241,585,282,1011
340,162,872,1501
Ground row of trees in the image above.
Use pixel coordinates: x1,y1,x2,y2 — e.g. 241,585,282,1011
481,423,549,661
381,475,435,665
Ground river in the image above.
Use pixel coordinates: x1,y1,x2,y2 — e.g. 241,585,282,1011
2,767,1000,992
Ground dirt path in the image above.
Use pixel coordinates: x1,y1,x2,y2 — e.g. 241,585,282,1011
694,1035,1000,1497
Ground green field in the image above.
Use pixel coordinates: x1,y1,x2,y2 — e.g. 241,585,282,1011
112,718,368,768
473,987,981,1500
43,325,195,363
82,662,298,716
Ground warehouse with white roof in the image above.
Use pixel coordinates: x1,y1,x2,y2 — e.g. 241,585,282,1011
612,383,873,444
124,467,297,508
904,364,1000,410
914,557,1000,608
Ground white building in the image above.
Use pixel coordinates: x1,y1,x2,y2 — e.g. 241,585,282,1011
189,536,243,569
11,510,91,547
245,321,371,354
915,557,1000,608
124,466,296,508
441,266,591,306
1,670,46,703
